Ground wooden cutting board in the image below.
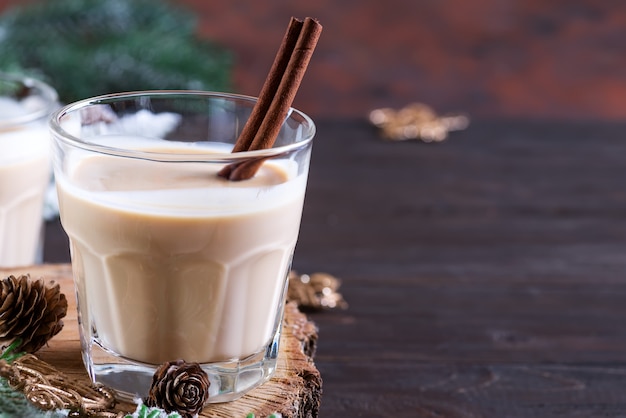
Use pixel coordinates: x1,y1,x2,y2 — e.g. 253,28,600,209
0,264,322,418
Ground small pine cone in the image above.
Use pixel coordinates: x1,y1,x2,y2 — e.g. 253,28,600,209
145,359,210,418
0,274,68,353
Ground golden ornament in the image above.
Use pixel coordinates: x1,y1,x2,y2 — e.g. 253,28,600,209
369,102,469,142
288,271,348,311
0,353,118,416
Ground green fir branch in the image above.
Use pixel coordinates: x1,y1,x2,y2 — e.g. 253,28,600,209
0,338,25,363
0,0,232,103
124,402,181,418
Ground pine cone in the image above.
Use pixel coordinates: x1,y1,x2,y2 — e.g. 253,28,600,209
145,359,210,418
0,275,68,353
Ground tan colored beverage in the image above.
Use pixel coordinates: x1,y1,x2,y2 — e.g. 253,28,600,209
57,151,305,364
0,76,57,267
0,128,50,266
50,91,315,402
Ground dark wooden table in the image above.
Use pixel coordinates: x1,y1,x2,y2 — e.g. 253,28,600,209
42,117,626,417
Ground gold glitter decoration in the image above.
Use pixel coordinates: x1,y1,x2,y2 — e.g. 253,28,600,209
288,271,348,311
369,102,469,142
0,354,121,417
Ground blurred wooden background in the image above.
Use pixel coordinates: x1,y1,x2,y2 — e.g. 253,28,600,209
1,0,625,121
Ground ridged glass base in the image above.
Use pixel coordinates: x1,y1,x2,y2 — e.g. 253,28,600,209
81,324,281,404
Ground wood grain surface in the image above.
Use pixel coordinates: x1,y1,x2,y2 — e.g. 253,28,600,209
0,264,321,418
294,119,626,417
40,118,626,417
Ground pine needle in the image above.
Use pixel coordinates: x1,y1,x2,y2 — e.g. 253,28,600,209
0,0,233,103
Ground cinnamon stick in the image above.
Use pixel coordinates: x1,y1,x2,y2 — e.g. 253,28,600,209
219,17,322,181
230,17,304,154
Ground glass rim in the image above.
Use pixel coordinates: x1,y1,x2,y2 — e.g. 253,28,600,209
0,72,59,128
49,90,316,162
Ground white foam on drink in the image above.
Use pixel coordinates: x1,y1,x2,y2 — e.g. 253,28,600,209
0,97,50,163
0,126,49,162
58,136,305,216
0,96,27,120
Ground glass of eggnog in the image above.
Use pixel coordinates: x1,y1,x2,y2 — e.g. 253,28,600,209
0,73,58,267
49,91,315,402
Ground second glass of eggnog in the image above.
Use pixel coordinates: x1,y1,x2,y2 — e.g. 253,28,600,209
0,73,57,267
49,91,315,402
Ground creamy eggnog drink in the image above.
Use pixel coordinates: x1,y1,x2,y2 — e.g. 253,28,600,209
50,92,315,402
57,151,304,364
0,75,57,267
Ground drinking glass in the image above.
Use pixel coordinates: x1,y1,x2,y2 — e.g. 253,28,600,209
49,91,315,403
0,73,58,267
